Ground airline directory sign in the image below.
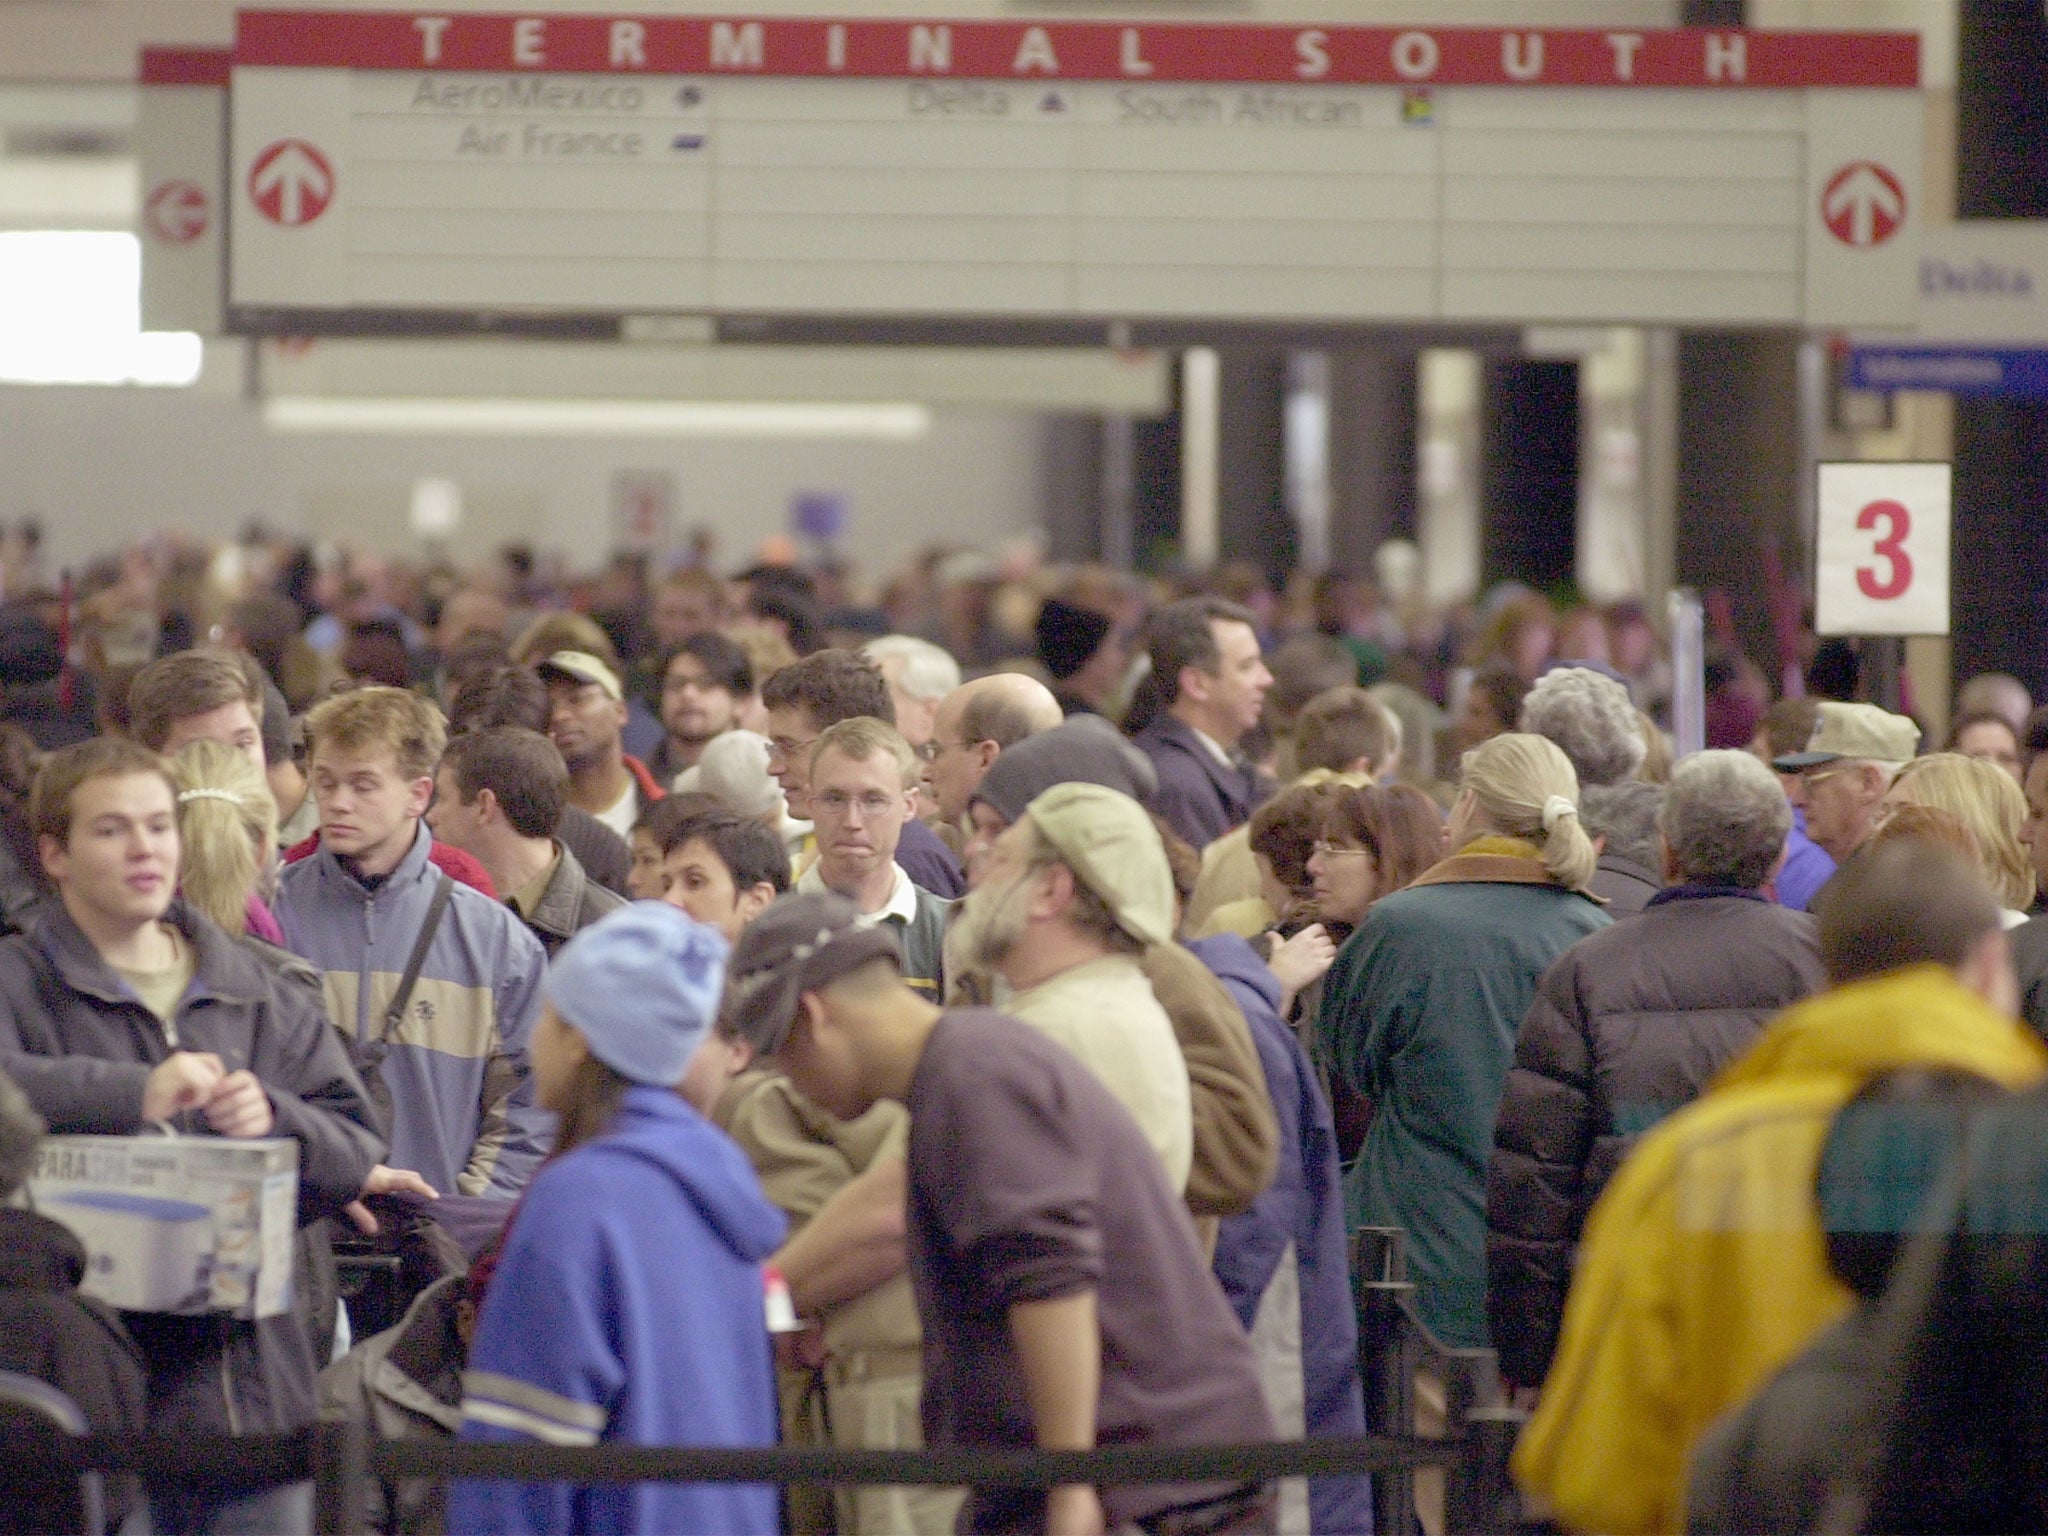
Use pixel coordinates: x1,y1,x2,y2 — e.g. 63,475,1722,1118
225,13,1924,338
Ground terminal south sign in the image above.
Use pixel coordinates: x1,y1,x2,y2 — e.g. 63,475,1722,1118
232,14,1920,87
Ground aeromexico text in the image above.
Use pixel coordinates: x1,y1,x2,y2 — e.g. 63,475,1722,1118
233,12,1921,90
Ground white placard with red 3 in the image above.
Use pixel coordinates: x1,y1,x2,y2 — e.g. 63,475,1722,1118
1815,461,1951,637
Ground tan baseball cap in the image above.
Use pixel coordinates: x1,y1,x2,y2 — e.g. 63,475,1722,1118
1024,781,1174,948
536,650,623,702
1773,700,1919,770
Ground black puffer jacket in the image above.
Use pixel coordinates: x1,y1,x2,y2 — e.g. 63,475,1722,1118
1485,887,1824,1387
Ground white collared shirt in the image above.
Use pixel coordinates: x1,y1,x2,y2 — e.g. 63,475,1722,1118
1189,723,1236,769
796,856,918,926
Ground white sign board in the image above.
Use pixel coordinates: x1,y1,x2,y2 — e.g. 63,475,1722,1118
223,13,1924,336
1815,460,1951,637
138,49,229,334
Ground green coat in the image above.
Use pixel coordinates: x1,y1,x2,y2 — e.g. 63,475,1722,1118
1319,849,1609,1349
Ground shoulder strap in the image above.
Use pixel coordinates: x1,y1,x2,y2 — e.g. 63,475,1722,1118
381,871,454,1046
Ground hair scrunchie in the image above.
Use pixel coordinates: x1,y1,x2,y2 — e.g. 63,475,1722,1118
176,787,243,807
1540,794,1578,834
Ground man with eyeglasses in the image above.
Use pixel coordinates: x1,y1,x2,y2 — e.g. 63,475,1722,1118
1771,701,1920,869
922,672,1064,829
794,716,952,1000
760,649,965,898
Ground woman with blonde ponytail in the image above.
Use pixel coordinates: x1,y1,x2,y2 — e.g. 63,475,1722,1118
1316,731,1610,1367
169,739,280,941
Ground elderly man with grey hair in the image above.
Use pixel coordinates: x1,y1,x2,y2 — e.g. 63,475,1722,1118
1484,749,1827,1390
1581,780,1666,916
864,635,963,753
1521,666,1648,788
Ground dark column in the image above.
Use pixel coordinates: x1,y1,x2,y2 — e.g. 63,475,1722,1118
1130,401,1182,573
1479,358,1577,593
1038,415,1102,563
1952,0,2048,700
1326,347,1419,572
1674,333,1800,667
1216,349,1294,585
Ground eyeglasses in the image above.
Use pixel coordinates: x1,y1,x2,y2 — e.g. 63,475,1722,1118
1311,841,1372,860
812,790,901,819
922,738,968,764
768,735,816,763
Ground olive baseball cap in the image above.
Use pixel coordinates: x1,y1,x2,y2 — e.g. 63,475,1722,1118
721,892,902,1054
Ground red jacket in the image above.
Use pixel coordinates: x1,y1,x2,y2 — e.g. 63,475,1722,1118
283,832,498,900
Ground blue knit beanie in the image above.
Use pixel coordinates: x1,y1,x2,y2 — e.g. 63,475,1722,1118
544,902,729,1086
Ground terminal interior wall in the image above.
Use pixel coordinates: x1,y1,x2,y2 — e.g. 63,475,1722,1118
0,367,1049,573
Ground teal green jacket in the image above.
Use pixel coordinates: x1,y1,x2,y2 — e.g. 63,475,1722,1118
1319,846,1609,1349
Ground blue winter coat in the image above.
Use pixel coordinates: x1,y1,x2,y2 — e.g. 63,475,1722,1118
448,1085,787,1536
1193,935,1373,1536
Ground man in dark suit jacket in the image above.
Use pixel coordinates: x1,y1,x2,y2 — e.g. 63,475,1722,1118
1130,597,1275,852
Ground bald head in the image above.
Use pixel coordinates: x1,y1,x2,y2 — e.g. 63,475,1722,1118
925,672,1064,825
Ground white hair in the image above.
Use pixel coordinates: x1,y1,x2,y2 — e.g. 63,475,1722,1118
1519,667,1647,788
1661,749,1791,888
864,635,962,704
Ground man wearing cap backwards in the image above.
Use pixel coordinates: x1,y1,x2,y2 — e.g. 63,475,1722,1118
450,904,783,1536
1772,700,1921,866
536,650,666,841
960,716,1277,1234
724,893,1276,1536
795,716,952,1001
951,782,1193,1190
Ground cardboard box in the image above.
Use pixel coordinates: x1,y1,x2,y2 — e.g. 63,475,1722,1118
29,1135,299,1319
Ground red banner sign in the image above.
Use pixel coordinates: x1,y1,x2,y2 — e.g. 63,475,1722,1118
141,46,232,86
233,12,1919,88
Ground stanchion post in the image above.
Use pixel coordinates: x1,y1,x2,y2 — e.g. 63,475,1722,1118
1352,1228,1420,1536
313,1417,368,1536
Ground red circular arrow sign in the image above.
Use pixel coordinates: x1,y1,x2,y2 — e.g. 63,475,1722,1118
144,179,209,244
1821,161,1906,248
248,139,335,227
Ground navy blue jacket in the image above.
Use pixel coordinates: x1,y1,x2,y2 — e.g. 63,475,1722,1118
449,1085,786,1536
1133,715,1272,851
1193,935,1372,1536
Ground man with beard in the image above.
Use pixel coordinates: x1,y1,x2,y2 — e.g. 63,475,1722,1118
650,632,753,787
950,781,1192,1193
538,651,665,840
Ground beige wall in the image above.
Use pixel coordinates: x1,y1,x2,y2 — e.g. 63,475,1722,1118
0,366,1049,576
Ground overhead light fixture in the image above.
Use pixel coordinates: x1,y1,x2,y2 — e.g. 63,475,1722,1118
261,397,932,440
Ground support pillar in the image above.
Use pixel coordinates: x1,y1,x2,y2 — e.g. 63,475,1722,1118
1326,346,1419,574
1953,0,2048,700
1479,358,1577,594
1216,348,1294,585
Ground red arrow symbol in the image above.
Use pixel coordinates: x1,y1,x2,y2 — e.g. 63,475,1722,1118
144,179,209,244
249,139,335,227
1821,161,1905,248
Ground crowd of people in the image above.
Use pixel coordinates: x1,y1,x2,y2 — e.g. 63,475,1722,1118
1,530,2046,1536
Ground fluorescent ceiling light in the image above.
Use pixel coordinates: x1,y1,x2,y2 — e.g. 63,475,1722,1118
263,396,932,440
0,230,201,386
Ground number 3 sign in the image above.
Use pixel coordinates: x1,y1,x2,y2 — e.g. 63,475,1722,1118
1816,461,1951,637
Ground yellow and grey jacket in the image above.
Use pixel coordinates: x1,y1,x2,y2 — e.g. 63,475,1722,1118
277,822,550,1200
